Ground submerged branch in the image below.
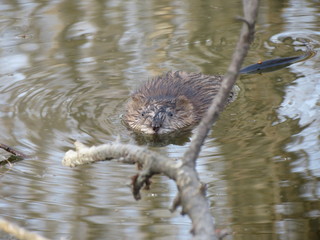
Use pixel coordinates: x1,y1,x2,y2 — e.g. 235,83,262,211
0,143,27,166
0,143,27,158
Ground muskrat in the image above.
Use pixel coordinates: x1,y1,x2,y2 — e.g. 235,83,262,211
122,51,312,135
123,71,234,135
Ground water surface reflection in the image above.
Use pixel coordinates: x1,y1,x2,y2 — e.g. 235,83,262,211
0,0,320,239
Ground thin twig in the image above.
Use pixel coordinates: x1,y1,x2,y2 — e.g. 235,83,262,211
182,0,260,168
0,143,27,158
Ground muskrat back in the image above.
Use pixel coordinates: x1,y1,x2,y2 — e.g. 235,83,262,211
123,71,233,135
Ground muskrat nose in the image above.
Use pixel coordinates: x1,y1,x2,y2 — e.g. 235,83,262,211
152,125,160,133
151,120,162,133
152,110,165,133
151,122,161,133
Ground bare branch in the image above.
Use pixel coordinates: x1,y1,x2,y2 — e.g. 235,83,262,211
63,141,180,199
0,218,50,240
182,0,260,167
63,141,217,239
0,143,27,158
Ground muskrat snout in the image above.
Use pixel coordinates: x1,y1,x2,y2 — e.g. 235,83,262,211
151,119,162,133
151,109,166,133
152,124,161,133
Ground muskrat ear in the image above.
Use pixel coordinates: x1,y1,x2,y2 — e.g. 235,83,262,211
176,95,192,109
131,93,146,103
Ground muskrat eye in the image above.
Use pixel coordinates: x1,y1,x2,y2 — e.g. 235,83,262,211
168,112,173,117
141,111,146,117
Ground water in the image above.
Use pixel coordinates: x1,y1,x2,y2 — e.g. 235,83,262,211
0,0,320,239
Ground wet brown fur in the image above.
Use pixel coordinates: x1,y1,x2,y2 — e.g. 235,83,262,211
123,71,232,135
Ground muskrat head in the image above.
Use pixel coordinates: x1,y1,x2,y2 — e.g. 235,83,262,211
124,94,196,135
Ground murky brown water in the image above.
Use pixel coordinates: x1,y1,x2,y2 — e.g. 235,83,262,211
1,0,320,239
